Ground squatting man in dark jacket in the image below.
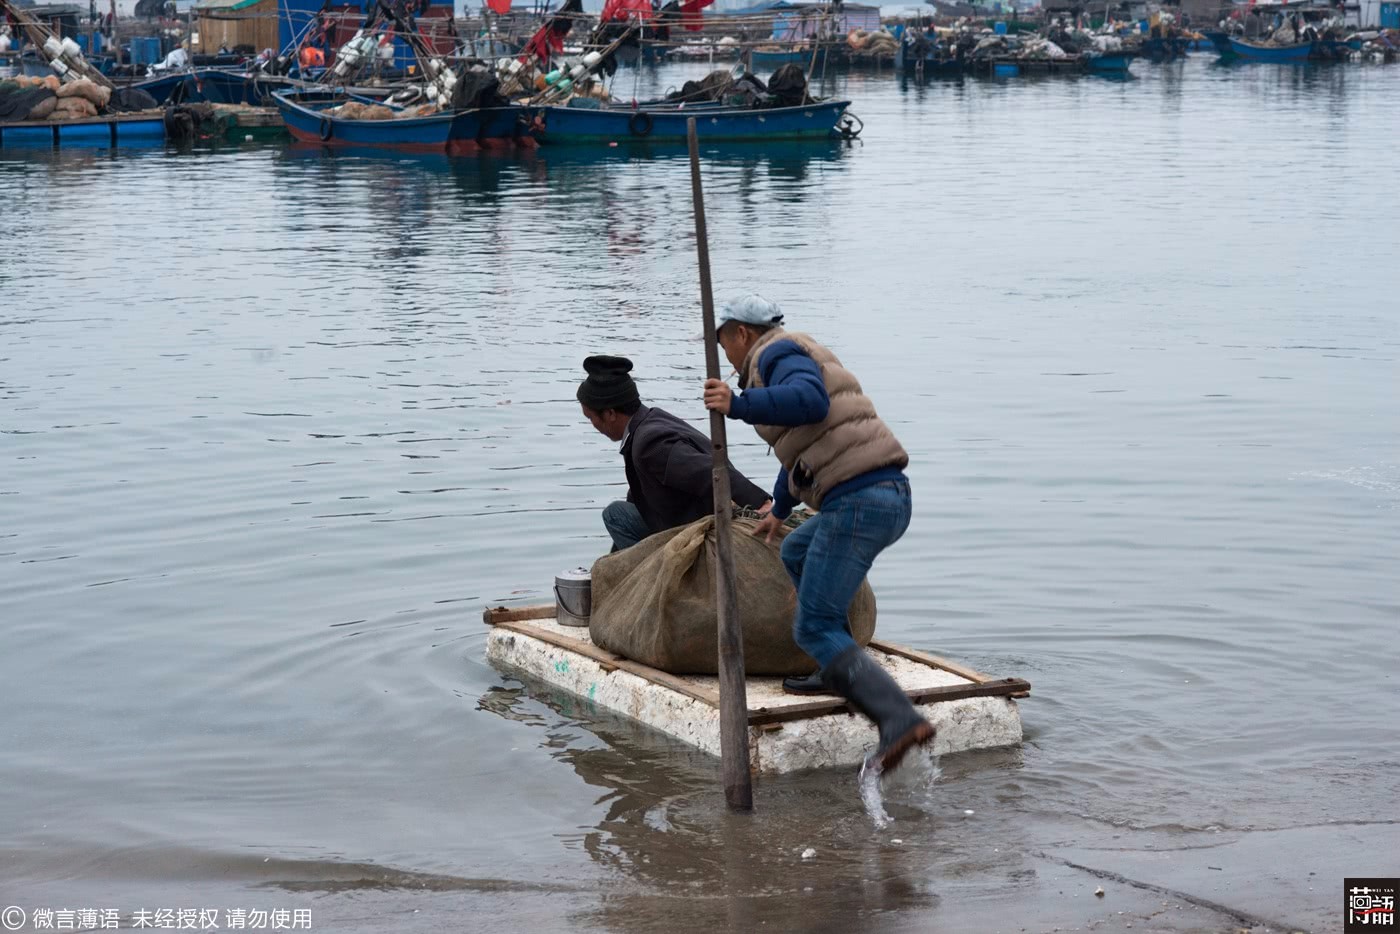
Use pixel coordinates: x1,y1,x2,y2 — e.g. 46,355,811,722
701,294,935,776
577,355,770,552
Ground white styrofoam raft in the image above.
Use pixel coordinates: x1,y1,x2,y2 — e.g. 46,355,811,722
485,619,1023,773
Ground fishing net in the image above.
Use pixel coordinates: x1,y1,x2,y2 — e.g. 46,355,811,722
25,95,58,119
588,511,877,676
109,87,159,112
767,64,810,107
665,69,736,103
162,103,216,140
0,87,55,121
451,70,507,110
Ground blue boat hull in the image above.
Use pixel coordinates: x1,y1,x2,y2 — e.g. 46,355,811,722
274,90,534,154
277,91,454,150
1088,52,1135,72
195,70,299,106
129,72,202,104
1226,37,1313,62
529,100,850,144
0,114,166,148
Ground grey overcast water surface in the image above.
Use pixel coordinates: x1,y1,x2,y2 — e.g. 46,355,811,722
2,56,1398,934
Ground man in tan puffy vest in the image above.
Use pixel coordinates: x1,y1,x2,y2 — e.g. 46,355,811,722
702,295,934,776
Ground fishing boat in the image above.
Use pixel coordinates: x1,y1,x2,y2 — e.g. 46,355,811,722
1226,36,1314,61
124,70,201,104
183,69,301,106
275,88,457,150
527,98,852,144
892,39,966,76
0,111,166,148
1138,35,1192,58
969,53,1096,76
274,88,533,153
483,603,1029,774
1312,36,1363,59
1203,30,1236,55
125,68,324,106
898,54,966,77
750,46,827,69
1087,50,1137,73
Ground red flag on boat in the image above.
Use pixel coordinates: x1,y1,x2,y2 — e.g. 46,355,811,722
521,0,584,63
600,0,652,22
486,0,511,13
678,0,713,31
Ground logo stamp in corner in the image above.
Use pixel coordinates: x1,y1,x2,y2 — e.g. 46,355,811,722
1347,878,1398,932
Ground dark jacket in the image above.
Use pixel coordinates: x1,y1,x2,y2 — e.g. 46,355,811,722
623,405,769,535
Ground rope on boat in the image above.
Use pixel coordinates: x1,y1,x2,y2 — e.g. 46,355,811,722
837,110,863,140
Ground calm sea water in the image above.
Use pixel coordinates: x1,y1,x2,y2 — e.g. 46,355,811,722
3,58,1398,933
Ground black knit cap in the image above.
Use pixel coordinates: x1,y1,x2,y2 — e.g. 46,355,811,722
577,355,640,412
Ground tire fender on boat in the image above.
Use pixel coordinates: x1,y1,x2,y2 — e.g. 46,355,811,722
628,110,653,137
318,115,332,142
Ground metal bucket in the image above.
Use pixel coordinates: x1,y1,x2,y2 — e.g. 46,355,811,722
554,568,592,628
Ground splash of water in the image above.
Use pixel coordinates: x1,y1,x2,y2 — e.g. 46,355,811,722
858,747,943,830
858,755,891,829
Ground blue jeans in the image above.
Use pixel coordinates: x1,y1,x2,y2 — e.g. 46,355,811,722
780,479,913,669
602,500,651,552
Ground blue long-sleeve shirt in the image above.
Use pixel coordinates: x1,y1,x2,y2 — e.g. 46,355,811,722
727,339,904,518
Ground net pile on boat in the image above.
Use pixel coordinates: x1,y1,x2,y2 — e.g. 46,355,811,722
325,101,443,120
847,29,898,55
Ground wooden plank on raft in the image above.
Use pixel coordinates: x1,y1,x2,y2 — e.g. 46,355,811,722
867,639,999,685
482,604,555,625
482,615,1031,721
490,619,724,710
746,678,1033,727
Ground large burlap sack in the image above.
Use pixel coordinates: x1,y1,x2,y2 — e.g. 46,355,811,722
55,79,110,108
589,515,877,676
56,78,89,98
53,97,98,119
26,95,59,120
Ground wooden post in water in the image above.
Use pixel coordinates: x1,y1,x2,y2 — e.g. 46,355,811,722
687,117,754,812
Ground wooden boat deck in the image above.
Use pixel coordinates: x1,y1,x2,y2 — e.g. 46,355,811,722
483,604,1029,773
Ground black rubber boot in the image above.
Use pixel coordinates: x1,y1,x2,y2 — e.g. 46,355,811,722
824,645,935,774
781,670,832,695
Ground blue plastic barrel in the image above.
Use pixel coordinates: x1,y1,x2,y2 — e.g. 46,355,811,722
129,37,160,66
994,21,1008,34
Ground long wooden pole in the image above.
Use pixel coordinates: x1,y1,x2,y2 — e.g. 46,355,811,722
687,117,753,812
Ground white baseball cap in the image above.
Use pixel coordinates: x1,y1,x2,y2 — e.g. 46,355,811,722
716,294,784,331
